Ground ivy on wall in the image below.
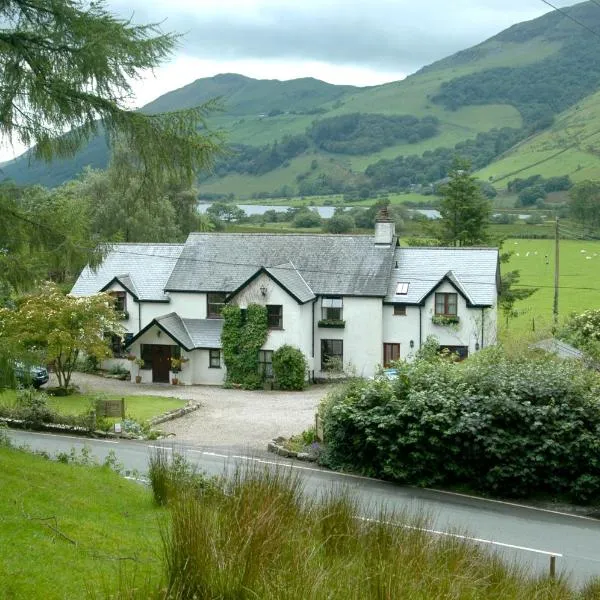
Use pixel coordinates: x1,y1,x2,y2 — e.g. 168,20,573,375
221,303,268,389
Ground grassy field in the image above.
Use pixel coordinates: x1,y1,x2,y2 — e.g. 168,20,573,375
0,391,185,423
501,238,600,335
0,447,163,599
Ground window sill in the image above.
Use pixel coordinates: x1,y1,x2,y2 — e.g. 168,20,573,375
268,326,284,331
208,366,222,369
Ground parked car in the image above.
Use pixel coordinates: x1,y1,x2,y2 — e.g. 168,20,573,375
14,362,49,388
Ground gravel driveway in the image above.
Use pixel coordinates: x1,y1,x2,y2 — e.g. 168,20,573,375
60,373,329,451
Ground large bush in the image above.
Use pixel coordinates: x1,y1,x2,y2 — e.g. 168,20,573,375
272,345,307,390
320,347,600,503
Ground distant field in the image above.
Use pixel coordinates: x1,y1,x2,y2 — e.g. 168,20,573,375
501,238,600,334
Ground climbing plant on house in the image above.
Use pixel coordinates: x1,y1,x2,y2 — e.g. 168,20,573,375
221,304,268,389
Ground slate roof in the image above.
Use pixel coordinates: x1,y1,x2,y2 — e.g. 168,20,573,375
385,247,499,306
71,244,184,301
166,233,395,297
265,262,315,303
128,312,223,350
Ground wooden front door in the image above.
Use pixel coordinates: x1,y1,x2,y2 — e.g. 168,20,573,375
151,345,172,383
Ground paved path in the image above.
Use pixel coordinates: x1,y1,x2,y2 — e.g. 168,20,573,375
7,429,600,586
60,373,328,451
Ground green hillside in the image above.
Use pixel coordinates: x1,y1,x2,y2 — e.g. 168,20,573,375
4,1,600,196
477,88,600,185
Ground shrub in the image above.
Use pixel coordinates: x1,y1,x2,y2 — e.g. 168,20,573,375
320,347,600,503
272,345,307,390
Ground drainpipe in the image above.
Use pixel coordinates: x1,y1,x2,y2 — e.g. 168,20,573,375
419,306,422,348
481,307,485,350
311,297,318,383
138,301,142,333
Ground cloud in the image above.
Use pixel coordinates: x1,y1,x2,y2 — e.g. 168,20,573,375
113,0,578,76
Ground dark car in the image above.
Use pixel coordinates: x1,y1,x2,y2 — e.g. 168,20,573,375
14,362,49,388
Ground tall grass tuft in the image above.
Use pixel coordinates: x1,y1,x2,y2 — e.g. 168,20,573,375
122,457,598,599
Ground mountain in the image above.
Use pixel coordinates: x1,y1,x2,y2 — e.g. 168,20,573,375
3,1,600,196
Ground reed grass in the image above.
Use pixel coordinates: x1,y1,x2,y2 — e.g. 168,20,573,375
135,456,598,599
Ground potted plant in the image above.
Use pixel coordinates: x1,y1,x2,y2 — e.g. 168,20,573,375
134,357,145,383
170,357,182,385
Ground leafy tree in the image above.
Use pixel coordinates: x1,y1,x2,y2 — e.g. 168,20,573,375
292,209,322,228
559,309,600,361
72,151,180,243
499,268,538,327
569,180,600,229
206,202,246,223
437,160,490,246
324,213,354,234
518,185,546,207
0,283,123,389
0,181,102,297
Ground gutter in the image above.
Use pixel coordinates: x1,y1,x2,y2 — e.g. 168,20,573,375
419,306,422,349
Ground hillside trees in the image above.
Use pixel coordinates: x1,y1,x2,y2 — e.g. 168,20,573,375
437,160,490,246
569,181,600,229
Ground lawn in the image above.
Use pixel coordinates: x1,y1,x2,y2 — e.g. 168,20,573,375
0,447,163,599
501,238,600,335
0,391,186,423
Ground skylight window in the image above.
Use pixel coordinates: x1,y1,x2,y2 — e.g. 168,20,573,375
396,282,409,295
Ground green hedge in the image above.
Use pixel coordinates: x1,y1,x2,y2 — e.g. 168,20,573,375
319,346,600,503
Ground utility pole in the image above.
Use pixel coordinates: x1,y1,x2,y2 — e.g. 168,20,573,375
553,217,559,327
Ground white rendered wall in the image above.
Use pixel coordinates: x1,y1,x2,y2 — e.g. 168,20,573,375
314,296,382,379
190,349,225,385
233,273,313,368
163,292,208,320
382,304,422,362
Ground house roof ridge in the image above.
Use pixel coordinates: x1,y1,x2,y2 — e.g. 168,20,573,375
287,259,314,295
178,316,194,345
398,246,498,251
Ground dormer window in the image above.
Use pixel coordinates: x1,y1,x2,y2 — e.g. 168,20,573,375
395,282,409,295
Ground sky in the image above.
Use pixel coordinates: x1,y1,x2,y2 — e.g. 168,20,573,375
0,0,579,161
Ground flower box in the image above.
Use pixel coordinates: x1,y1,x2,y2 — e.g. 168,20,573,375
318,319,346,329
431,315,460,326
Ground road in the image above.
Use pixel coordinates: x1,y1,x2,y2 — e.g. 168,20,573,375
7,429,600,587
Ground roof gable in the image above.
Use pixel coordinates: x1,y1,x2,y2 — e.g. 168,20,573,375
72,243,183,301
226,262,315,304
126,313,223,350
385,247,499,306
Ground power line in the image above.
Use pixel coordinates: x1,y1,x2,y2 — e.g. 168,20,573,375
539,0,600,40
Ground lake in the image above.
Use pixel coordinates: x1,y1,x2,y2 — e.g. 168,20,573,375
197,203,443,220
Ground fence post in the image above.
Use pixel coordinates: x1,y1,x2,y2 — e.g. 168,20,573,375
549,555,556,578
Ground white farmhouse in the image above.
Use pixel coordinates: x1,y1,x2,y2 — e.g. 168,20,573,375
71,215,500,385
